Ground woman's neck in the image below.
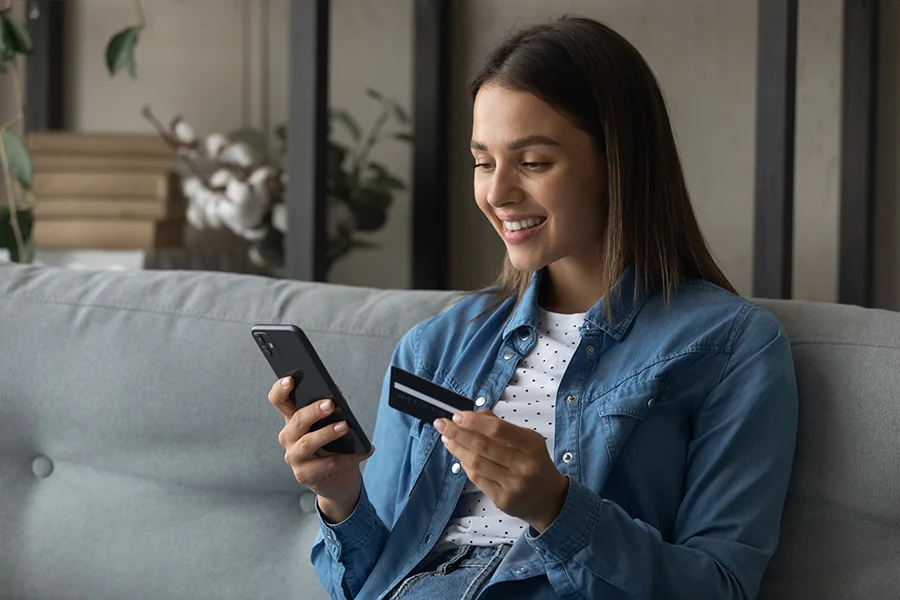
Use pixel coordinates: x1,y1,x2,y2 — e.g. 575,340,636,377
539,259,605,314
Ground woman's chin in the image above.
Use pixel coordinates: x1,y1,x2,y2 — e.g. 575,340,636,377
507,251,549,273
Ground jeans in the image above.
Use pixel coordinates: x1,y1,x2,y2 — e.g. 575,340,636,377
386,544,511,600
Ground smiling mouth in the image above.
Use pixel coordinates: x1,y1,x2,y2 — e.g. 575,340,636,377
501,217,547,232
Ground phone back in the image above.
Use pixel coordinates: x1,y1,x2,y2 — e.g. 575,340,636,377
252,324,369,454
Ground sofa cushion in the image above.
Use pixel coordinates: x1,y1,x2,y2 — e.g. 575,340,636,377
0,264,460,600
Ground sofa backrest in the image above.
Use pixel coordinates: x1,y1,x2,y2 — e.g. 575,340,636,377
1,264,898,599
754,299,900,599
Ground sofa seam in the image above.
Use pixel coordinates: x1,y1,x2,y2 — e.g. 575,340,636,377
788,338,900,350
0,291,412,341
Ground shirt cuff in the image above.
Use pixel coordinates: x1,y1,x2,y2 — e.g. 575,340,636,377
525,476,601,562
316,484,380,552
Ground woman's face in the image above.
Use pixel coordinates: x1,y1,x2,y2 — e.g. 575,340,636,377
472,84,605,273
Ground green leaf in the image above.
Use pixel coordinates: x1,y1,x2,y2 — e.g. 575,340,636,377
228,127,268,156
2,130,33,190
0,207,34,263
365,88,384,102
106,26,142,77
2,13,33,54
366,162,405,191
275,124,287,142
391,132,414,143
349,187,392,231
329,108,362,141
328,141,349,172
390,101,409,124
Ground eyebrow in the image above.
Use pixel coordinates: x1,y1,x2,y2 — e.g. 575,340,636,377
470,135,561,152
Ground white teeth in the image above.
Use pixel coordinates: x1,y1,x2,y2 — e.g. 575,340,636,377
503,217,545,231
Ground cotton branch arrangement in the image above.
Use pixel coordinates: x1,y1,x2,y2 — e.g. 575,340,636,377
142,89,412,274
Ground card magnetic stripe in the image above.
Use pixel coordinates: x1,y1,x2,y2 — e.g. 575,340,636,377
392,381,463,415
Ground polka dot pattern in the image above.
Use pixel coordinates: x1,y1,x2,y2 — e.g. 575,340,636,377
437,308,585,550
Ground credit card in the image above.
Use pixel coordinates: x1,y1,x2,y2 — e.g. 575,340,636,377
389,366,475,424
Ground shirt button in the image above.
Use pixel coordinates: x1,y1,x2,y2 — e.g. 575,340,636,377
475,396,487,407
425,534,432,543
326,535,334,543
515,566,527,574
451,462,462,474
586,345,595,355
503,351,515,360
519,330,529,341
647,397,655,409
565,395,576,403
562,451,574,463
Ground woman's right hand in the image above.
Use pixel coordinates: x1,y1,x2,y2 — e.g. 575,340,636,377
268,377,374,519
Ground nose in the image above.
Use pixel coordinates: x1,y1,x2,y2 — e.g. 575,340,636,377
486,163,523,208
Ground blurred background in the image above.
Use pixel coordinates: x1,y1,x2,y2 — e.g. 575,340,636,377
0,0,896,311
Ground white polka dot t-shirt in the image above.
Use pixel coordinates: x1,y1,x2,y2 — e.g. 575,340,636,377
435,308,585,551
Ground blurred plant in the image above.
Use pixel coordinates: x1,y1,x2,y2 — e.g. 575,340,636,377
0,2,34,263
143,87,411,274
107,0,411,275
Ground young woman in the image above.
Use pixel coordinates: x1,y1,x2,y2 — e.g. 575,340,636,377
268,16,798,600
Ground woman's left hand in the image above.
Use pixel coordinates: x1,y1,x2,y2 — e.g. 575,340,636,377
434,409,569,533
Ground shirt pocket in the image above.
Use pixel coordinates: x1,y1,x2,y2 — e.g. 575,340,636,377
408,419,438,482
595,377,670,464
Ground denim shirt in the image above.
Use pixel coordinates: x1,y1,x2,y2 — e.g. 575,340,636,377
311,268,799,600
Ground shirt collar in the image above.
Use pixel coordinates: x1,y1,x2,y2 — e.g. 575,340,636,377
501,265,649,343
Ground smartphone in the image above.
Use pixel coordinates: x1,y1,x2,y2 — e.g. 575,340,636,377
251,324,371,455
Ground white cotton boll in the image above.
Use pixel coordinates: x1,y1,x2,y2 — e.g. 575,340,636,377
186,204,205,230
248,246,265,267
216,199,243,234
181,176,204,199
239,225,269,242
173,118,196,145
249,166,273,187
204,194,225,229
247,167,273,217
219,142,255,168
225,178,252,206
271,203,287,233
209,168,235,189
191,187,214,210
205,133,228,158
235,195,270,231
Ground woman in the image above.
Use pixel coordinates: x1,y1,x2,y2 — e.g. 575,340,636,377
268,16,798,600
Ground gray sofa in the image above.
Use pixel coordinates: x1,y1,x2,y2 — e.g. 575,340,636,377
1,263,898,600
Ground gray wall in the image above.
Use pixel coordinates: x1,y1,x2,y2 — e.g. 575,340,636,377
56,0,900,309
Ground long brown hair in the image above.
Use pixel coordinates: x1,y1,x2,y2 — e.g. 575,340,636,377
468,16,735,319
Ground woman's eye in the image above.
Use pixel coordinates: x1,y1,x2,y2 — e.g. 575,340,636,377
522,162,550,170
473,163,494,170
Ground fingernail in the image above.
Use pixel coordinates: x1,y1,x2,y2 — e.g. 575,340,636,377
452,413,463,424
433,418,446,433
319,400,333,412
441,435,450,444
281,377,292,387
334,421,348,433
